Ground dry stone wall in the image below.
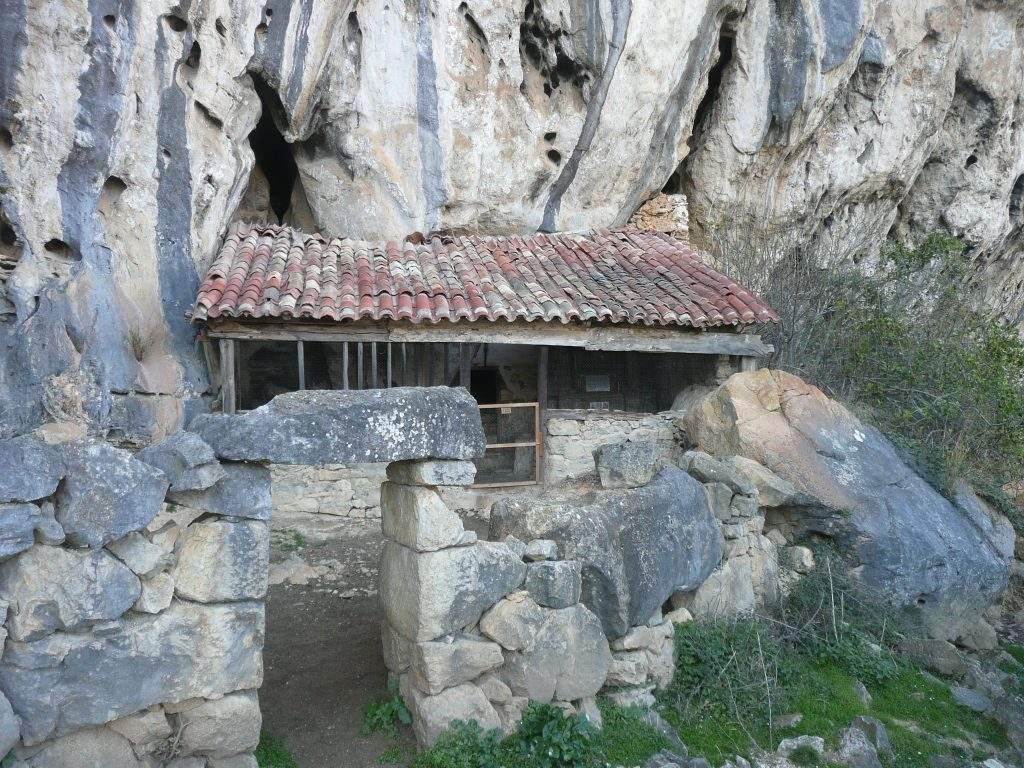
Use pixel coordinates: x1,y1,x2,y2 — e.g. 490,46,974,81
0,387,487,766
271,462,386,519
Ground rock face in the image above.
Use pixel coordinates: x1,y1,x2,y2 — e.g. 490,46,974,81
490,467,723,637
0,436,62,503
3,0,1024,453
684,370,1014,635
191,388,485,464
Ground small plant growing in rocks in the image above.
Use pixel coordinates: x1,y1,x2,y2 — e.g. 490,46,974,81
361,680,412,738
515,702,598,768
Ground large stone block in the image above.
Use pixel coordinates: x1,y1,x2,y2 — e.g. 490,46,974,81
173,520,269,603
16,727,140,767
490,467,723,637
379,540,525,641
499,603,610,702
0,435,62,503
137,431,225,492
410,635,504,695
386,460,477,487
525,561,582,609
683,369,1014,636
0,545,141,641
190,388,485,464
53,439,169,548
594,440,660,489
479,592,548,651
0,600,265,744
176,691,261,758
380,482,466,552
0,503,41,561
106,532,172,578
0,690,18,758
399,677,500,747
169,463,271,521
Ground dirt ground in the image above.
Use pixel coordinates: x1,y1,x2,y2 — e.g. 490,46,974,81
261,513,415,768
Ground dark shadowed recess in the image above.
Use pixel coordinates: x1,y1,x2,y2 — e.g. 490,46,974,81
249,74,299,224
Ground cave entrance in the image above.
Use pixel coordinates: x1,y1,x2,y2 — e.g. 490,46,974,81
236,75,314,227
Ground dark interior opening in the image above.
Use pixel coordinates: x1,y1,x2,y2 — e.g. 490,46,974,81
470,368,501,404
249,75,299,224
1010,174,1024,225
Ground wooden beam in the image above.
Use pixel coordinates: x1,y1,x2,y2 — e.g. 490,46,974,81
219,339,236,414
297,340,305,390
460,343,471,388
206,318,772,357
740,356,759,373
342,342,349,389
537,346,548,484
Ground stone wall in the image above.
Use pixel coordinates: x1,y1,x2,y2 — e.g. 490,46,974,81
0,387,487,766
543,410,683,483
271,463,386,519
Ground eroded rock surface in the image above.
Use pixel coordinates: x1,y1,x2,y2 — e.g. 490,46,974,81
490,467,723,637
684,369,1014,636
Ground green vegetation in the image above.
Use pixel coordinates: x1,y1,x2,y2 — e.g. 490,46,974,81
659,550,1011,767
255,730,299,768
594,702,672,765
271,529,307,553
787,745,821,766
699,225,1024,523
363,679,413,738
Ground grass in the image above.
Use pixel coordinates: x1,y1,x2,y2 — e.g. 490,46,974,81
593,703,672,766
255,730,299,768
271,529,307,553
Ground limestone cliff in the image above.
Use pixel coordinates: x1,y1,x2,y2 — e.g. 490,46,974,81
1,0,1022,439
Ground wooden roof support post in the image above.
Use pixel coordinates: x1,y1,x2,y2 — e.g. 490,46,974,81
219,338,236,414
537,345,548,484
740,356,759,373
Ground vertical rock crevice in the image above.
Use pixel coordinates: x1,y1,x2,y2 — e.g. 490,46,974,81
248,75,300,224
538,0,633,232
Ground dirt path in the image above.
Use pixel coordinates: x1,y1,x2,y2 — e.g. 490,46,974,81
260,514,415,768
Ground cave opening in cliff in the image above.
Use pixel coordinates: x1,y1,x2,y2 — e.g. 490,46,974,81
248,75,300,224
663,16,737,195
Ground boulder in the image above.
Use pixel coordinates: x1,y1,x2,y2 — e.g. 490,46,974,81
951,685,992,712
106,532,172,578
379,540,525,641
175,691,261,758
53,439,169,548
386,460,477,486
683,370,1014,636
410,635,504,695
18,727,140,768
0,600,264,744
173,520,269,603
594,441,660,489
208,756,259,768
137,431,225,492
680,451,756,496
833,726,882,768
525,561,582,609
480,592,549,650
724,457,800,508
499,603,611,702
380,483,466,552
169,463,271,521
899,639,967,679
0,545,141,641
0,435,63,503
191,387,485,464
0,503,41,561
490,467,723,637
399,678,500,747
476,673,512,704
33,502,65,546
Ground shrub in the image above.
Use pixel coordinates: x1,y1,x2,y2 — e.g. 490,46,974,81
514,702,598,768
412,720,506,768
362,680,412,738
695,222,1024,512
787,744,820,766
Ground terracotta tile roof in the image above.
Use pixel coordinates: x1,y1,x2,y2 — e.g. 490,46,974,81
192,222,778,329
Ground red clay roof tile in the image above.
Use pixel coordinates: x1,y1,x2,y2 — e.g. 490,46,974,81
193,223,779,329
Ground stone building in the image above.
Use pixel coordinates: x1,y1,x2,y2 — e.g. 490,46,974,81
191,222,777,515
